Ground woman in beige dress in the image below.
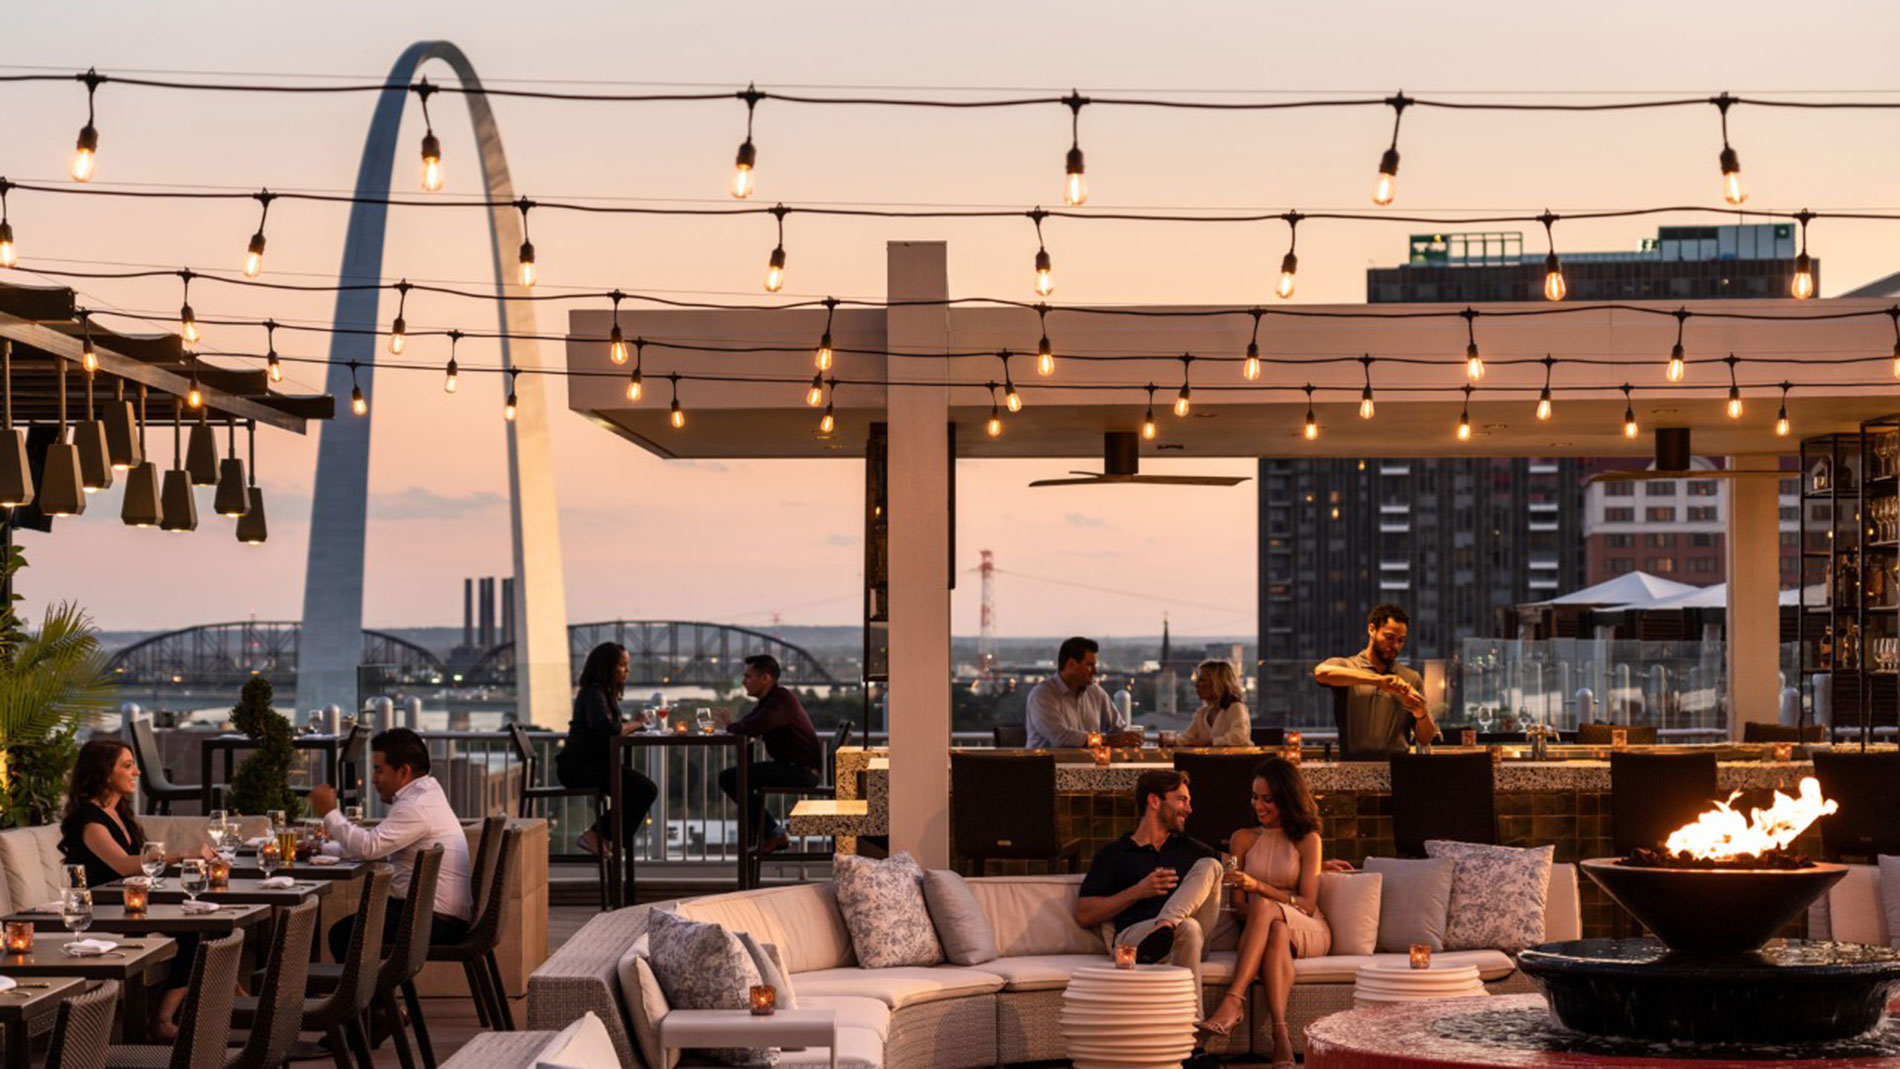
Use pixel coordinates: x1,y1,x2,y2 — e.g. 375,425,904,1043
1199,756,1328,1066
1177,659,1251,747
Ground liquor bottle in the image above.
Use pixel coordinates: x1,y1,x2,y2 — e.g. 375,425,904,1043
1820,625,1834,671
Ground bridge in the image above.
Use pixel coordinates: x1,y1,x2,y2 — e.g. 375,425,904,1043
106,620,838,690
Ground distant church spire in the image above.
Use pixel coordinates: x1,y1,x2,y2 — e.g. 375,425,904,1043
1160,612,1171,666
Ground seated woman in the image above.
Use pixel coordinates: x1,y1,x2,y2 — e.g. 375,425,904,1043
1177,659,1251,747
59,737,213,1040
1199,756,1329,1067
560,642,660,857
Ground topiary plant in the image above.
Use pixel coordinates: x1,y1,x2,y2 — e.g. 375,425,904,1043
225,675,300,821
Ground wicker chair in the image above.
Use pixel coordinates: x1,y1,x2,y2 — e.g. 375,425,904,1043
124,715,200,815
233,866,392,1069
1389,752,1498,856
951,752,1082,875
1171,751,1266,852
304,846,444,1069
428,822,521,1031
227,898,319,1069
103,930,244,1069
43,981,119,1069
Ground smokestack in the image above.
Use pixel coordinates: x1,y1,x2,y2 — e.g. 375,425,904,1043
501,577,516,646
463,578,474,650
478,577,495,648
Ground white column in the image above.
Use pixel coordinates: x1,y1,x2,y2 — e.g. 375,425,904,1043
1725,455,1781,737
884,241,952,868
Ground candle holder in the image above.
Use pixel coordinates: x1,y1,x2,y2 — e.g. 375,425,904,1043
1409,944,1432,970
1284,730,1303,765
2,921,33,953
1610,727,1629,750
1773,741,1794,763
1114,943,1138,969
207,857,231,888
1488,744,1503,766
1090,746,1111,767
1459,728,1477,748
123,878,150,915
1086,732,1104,750
673,719,690,735
749,984,777,1016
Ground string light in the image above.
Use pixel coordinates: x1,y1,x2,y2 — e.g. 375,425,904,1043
443,330,462,394
1141,383,1157,441
1539,212,1567,301
731,85,762,199
1173,354,1193,417
607,291,629,364
515,199,537,288
0,180,18,268
1061,92,1089,206
416,78,444,191
668,372,684,429
1536,355,1554,421
70,69,102,183
985,381,1003,438
185,353,203,409
1667,307,1688,382
1715,93,1746,206
1372,92,1409,205
178,270,199,344
814,297,837,371
1359,354,1376,419
1036,304,1056,377
1457,383,1473,441
806,371,824,407
1462,308,1483,380
1776,381,1792,437
241,191,273,278
503,369,519,422
1031,210,1055,297
626,337,644,401
1001,351,1022,412
1303,384,1319,440
1791,210,1815,300
1243,309,1262,381
79,312,97,372
389,280,411,354
818,377,836,436
1724,353,1744,418
764,204,787,293
349,360,366,416
1276,212,1302,299
1622,383,1639,439
263,319,282,382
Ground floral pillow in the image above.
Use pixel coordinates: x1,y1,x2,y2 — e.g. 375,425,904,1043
833,852,945,968
645,911,777,1066
1424,840,1553,952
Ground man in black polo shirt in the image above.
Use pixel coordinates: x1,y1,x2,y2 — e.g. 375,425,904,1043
1074,769,1223,993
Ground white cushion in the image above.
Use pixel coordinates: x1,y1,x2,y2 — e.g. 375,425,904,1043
1198,950,1238,986
963,875,1105,957
1879,857,1900,950
921,870,998,965
614,948,677,1069
796,996,892,1041
678,884,855,974
832,854,944,969
1318,872,1382,957
767,1024,884,1069
967,953,1106,992
1290,949,1516,985
644,912,773,1066
533,1011,619,1069
789,965,1004,1010
1544,863,1581,942
1425,840,1553,952
1810,863,1888,946
1362,857,1454,952
0,825,64,915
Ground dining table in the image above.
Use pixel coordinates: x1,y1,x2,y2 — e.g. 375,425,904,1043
608,731,755,907
0,902,273,939
0,976,87,1069
90,877,333,909
199,731,358,811
0,933,176,1043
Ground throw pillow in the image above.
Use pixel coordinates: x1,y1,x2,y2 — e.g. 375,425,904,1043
645,911,777,1066
738,933,799,1009
833,852,945,968
615,943,677,1069
922,869,1000,965
1317,871,1383,957
1362,857,1455,953
533,1011,619,1069
1425,840,1555,952
1877,856,1900,949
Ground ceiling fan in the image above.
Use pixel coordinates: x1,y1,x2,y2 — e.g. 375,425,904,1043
1583,427,1786,483
1029,431,1249,487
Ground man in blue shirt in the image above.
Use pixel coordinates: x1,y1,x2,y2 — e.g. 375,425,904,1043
1025,636,1143,748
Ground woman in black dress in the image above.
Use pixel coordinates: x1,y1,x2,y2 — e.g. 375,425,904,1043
559,642,659,856
59,737,212,1040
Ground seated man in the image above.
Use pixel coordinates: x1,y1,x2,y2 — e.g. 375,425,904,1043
310,727,474,961
1074,770,1224,993
719,654,822,855
1026,636,1144,749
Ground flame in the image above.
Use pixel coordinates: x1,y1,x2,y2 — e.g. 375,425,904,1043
1663,776,1838,861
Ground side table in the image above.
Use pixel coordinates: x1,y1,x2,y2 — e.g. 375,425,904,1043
1060,962,1199,1069
1353,961,1486,1006
660,1008,837,1067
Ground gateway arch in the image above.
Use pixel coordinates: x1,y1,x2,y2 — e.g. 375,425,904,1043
298,40,570,726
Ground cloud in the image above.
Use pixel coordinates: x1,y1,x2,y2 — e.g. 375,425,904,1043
1064,512,1112,529
367,487,507,521
822,532,856,547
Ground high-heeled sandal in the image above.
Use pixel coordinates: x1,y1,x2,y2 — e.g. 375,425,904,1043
1270,1020,1296,1068
1196,991,1246,1037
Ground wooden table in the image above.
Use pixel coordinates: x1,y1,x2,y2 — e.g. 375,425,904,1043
0,903,272,938
0,933,176,1039
203,856,369,882
0,977,87,1069
91,878,333,908
609,733,754,906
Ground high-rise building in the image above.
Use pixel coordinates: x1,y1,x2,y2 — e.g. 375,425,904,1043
1579,457,1803,588
1257,224,1811,726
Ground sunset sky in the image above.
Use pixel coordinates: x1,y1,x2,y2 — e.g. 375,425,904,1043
6,1,1897,638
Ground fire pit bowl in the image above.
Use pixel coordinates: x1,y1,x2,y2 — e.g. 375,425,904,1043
1580,857,1847,956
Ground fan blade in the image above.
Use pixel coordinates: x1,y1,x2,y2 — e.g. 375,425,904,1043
1028,476,1111,487
1127,475,1251,486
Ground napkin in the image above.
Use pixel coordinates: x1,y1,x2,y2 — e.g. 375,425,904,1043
31,901,62,914
62,939,118,957
307,854,340,866
179,900,221,913
0,976,14,992
258,876,297,889
245,836,271,848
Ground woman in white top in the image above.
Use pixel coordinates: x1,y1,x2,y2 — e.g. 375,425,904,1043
1177,659,1251,747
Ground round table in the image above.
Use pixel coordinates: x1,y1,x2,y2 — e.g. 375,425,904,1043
1059,962,1199,1069
1353,961,1486,1006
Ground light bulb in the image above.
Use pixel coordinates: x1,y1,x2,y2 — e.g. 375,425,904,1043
243,232,266,279
1036,340,1055,377
1359,389,1375,420
1243,345,1261,382
266,353,282,383
180,306,199,344
764,246,786,293
814,334,833,372
1727,391,1743,420
1465,346,1484,381
504,391,518,422
420,132,443,191
1063,147,1088,206
82,336,97,373
1005,384,1022,413
0,221,14,268
1542,254,1566,301
1624,411,1639,439
1173,390,1191,418
731,140,757,200
1791,253,1814,300
1776,408,1790,437
389,317,406,355
70,124,98,183
1142,411,1157,440
1536,394,1552,421
1372,147,1399,206
609,326,628,365
1667,345,1685,382
1719,147,1746,206
1276,252,1297,299
187,382,203,409
517,241,537,288
1034,249,1054,297
986,411,1003,438
806,374,824,407
819,405,836,436
1304,412,1319,440
443,360,459,394
626,370,643,402
670,401,685,429
351,385,367,416
1457,414,1471,441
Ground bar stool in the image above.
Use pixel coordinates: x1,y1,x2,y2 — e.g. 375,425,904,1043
748,723,853,886
1389,753,1497,856
1171,751,1264,851
507,723,610,909
1811,751,1900,861
1610,751,1718,855
951,752,1082,875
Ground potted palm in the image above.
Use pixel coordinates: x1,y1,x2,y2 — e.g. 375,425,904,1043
0,546,117,828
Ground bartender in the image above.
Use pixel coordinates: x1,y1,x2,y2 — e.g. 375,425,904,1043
1313,604,1436,758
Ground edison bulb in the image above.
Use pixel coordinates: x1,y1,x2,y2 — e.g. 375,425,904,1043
1543,262,1567,301
1727,394,1743,420
420,133,444,191
243,233,266,279
351,387,367,416
819,407,836,436
1243,352,1261,381
1465,350,1484,381
806,376,824,407
1791,253,1815,300
517,242,537,288
1667,346,1685,382
1536,396,1552,421
1063,148,1088,206
0,221,15,268
1359,393,1375,420
1006,386,1022,414
814,336,833,372
1776,411,1790,437
267,355,282,383
1457,416,1471,441
1142,414,1156,440
503,393,518,422
670,403,685,429
1372,148,1400,206
1276,252,1298,299
389,319,406,355
444,361,459,394
1720,147,1746,206
626,374,643,402
986,412,1002,438
1304,415,1319,440
70,125,98,183
1037,348,1055,377
1173,392,1191,418
187,383,203,409
609,329,629,365
1034,249,1054,297
731,140,757,200
764,247,786,293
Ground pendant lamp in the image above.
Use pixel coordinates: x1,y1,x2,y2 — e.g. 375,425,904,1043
185,408,217,486
159,397,196,533
104,377,140,470
120,384,161,527
235,421,267,544
76,365,113,493
213,419,248,517
38,364,86,517
0,341,32,508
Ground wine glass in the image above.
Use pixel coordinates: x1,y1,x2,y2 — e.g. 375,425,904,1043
1475,705,1495,735
257,839,281,879
59,889,92,935
140,842,166,889
179,859,208,904
61,865,88,892
1219,853,1240,913
696,708,714,734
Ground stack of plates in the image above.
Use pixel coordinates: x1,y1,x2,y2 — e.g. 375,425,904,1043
1060,963,1200,1069
1353,961,1486,1004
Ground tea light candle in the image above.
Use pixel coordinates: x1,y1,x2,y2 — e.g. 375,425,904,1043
673,719,689,735
1114,943,1138,969
1488,744,1503,766
1773,742,1794,763
1610,727,1629,750
1409,944,1431,970
1284,730,1304,764
208,857,231,888
1091,746,1111,767
123,879,150,914
2,921,33,953
749,984,777,1016
1459,728,1477,747
1086,732,1104,749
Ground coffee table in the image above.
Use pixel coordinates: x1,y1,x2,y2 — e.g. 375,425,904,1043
659,1009,837,1067
1060,963,1199,1069
1353,961,1486,1006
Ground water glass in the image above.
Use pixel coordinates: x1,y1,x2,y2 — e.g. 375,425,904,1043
267,810,287,834
179,859,208,903
696,708,714,734
257,839,281,878
62,864,88,891
140,842,167,888
59,889,92,935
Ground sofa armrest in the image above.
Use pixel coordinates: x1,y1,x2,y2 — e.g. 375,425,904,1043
528,903,663,1066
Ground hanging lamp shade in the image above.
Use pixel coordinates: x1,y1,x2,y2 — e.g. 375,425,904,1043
0,428,31,508
120,460,161,527
76,418,113,492
38,438,86,517
213,457,248,517
104,396,140,470
159,467,197,532
235,486,267,543
185,420,218,485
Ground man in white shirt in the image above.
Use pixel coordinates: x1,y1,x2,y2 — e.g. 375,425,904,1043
309,727,474,962
1025,636,1144,749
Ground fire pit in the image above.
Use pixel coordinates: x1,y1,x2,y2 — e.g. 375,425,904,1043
1519,777,1900,1044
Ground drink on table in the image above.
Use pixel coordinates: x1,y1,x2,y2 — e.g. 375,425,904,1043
343,805,364,824
140,841,166,888
257,839,281,878
696,708,714,734
60,889,92,935
277,829,298,866
179,859,208,903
